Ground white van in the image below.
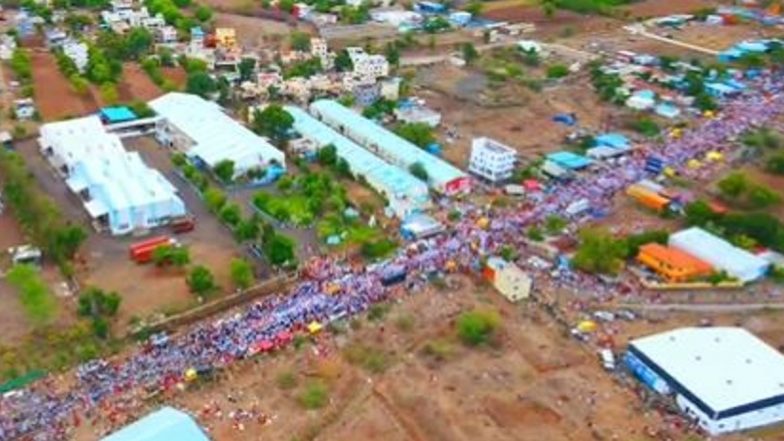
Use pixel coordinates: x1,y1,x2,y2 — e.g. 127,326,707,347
599,349,615,371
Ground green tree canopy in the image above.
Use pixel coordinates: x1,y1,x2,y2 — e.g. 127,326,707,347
572,228,627,275
394,122,436,148
409,162,428,181
290,31,311,52
251,104,294,143
213,159,235,184
187,265,217,297
185,71,217,98
229,258,254,290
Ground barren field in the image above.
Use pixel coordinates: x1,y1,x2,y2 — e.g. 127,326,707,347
212,12,305,49
30,51,99,121
415,63,611,166
0,212,38,344
666,22,780,52
116,63,163,102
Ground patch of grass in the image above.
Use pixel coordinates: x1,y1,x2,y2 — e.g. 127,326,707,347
394,314,415,332
421,338,456,361
343,343,392,374
367,303,390,322
298,380,329,409
456,308,501,346
276,370,298,390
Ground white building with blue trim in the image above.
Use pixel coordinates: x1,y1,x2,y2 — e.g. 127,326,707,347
626,327,784,435
39,115,186,235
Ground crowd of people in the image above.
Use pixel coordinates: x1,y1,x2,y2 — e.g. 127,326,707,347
2,70,784,441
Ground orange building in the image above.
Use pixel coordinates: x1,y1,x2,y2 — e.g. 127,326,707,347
637,243,713,282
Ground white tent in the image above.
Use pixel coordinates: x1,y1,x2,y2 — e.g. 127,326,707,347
668,227,770,283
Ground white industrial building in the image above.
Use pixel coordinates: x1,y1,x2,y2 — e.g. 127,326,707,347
39,116,186,235
286,106,431,217
468,137,516,183
669,227,770,283
149,93,286,179
626,327,784,435
310,99,471,195
63,40,89,73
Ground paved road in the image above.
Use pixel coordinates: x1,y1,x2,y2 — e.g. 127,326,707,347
624,24,720,56
614,303,784,312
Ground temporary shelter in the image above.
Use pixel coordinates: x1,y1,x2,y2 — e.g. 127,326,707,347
400,213,445,240
546,151,592,170
668,227,770,282
627,327,784,435
594,133,631,150
102,407,209,441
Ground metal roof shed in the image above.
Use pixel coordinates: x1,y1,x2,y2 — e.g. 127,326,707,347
102,407,209,441
309,99,470,195
668,227,770,283
628,327,784,435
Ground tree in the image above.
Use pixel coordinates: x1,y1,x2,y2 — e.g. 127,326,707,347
461,42,478,65
203,187,227,213
263,233,296,266
572,228,627,275
70,75,90,95
318,143,338,166
623,230,669,259
717,172,748,200
238,58,256,82
464,0,482,16
50,224,87,262
185,71,217,98
335,157,351,177
99,82,119,104
394,123,435,148
213,159,235,184
77,287,122,319
290,31,311,52
229,258,254,290
187,265,216,297
629,116,660,137
194,4,213,22
151,245,191,268
6,264,57,326
684,200,720,227
747,185,781,209
219,203,242,227
124,27,154,60
767,153,784,175
251,104,294,143
334,49,353,72
456,309,500,346
544,215,567,235
234,218,260,241
541,0,556,18
279,0,295,12
409,162,428,181
546,64,569,79
385,42,400,67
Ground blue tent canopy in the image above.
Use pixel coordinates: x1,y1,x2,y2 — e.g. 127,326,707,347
595,133,630,150
99,106,138,124
546,151,593,170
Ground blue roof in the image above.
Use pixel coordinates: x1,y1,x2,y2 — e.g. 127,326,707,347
706,82,737,94
655,103,680,119
99,106,137,123
633,89,656,99
595,133,630,150
309,100,468,192
735,40,768,53
102,407,209,441
546,151,593,170
286,106,431,208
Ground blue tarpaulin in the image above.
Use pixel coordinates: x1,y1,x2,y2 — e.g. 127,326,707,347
546,151,593,170
99,107,138,124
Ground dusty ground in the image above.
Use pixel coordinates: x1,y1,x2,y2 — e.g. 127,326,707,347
212,12,307,50
663,21,780,52
30,50,99,121
0,211,39,344
415,63,612,166
73,276,660,441
12,136,245,331
116,63,164,102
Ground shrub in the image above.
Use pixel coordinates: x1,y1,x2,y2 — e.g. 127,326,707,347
276,370,298,389
546,64,569,79
298,381,329,409
456,308,501,346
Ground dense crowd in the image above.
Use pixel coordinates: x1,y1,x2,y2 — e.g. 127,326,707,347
2,71,784,441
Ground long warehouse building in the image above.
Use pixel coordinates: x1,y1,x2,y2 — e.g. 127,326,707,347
668,227,770,283
286,106,431,217
308,99,471,195
626,327,784,435
39,115,186,235
149,92,285,179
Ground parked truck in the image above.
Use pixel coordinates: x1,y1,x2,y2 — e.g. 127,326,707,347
129,236,175,264
626,184,671,212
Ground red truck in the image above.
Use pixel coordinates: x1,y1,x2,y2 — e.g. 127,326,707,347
170,216,196,234
129,236,174,264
